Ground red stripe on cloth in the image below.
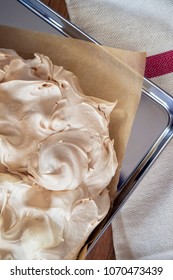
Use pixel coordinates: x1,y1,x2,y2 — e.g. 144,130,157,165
145,50,173,78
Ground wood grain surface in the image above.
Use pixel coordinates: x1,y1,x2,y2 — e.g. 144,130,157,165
40,0,116,260
41,0,69,19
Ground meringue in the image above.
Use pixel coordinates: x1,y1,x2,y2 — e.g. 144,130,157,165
0,49,117,259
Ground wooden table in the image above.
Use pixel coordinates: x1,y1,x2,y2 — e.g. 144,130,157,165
41,0,116,260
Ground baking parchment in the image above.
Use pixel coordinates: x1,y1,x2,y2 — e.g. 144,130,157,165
0,25,146,258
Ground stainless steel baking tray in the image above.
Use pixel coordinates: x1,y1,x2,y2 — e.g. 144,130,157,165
1,0,173,253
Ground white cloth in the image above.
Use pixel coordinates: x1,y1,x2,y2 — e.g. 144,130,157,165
65,0,173,259
65,0,173,94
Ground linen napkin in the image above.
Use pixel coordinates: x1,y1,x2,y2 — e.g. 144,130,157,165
65,0,173,259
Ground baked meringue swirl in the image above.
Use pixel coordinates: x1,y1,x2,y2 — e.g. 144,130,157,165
0,49,117,259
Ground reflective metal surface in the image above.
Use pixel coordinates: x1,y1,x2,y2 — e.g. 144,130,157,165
0,0,62,34
17,0,99,43
1,0,173,254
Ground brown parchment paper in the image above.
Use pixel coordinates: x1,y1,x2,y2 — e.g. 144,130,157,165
0,25,146,258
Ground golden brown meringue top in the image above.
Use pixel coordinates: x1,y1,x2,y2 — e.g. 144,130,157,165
0,49,117,259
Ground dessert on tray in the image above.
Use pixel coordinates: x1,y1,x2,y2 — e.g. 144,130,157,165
0,49,117,259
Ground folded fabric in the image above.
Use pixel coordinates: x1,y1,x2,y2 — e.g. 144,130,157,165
65,0,173,259
65,0,173,94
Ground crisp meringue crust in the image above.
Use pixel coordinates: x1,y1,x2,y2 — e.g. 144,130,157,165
0,49,117,259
